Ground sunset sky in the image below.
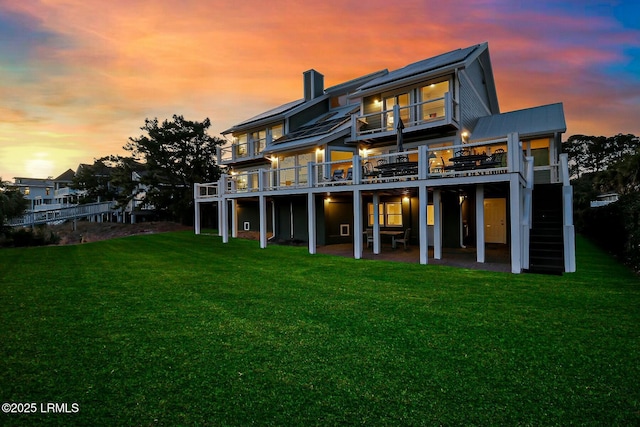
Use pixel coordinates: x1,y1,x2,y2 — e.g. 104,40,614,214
1,0,639,180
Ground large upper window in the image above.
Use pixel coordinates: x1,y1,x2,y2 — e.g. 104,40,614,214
525,138,551,166
384,93,410,130
278,152,314,186
420,81,449,121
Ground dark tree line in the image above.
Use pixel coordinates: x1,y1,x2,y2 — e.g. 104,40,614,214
566,133,640,272
72,115,224,224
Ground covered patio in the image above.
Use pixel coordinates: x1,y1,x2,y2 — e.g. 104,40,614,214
316,242,511,273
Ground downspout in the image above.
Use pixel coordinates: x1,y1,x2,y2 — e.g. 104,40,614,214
290,201,294,240
268,200,277,241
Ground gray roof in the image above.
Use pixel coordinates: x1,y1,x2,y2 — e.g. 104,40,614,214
357,44,484,92
471,103,566,140
222,98,306,134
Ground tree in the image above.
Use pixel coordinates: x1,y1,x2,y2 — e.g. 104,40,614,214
125,115,223,223
565,133,638,178
0,178,28,228
71,159,118,203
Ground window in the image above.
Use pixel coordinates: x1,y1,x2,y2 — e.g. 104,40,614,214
24,187,30,195
421,81,449,121
525,138,551,166
271,125,283,142
384,93,410,130
278,152,314,186
368,202,403,227
427,205,435,226
234,134,248,157
250,130,266,154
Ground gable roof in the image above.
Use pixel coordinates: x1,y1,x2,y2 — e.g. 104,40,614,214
355,43,488,94
471,103,566,140
222,99,307,134
55,168,75,182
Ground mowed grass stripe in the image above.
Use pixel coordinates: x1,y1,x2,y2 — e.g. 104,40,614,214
0,231,638,426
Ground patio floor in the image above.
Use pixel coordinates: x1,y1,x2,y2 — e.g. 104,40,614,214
316,243,512,273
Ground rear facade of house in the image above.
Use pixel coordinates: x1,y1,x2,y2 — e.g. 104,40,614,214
195,42,576,274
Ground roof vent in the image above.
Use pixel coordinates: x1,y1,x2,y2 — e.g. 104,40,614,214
303,69,324,101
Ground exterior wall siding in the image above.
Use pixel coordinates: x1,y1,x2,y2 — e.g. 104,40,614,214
459,61,493,132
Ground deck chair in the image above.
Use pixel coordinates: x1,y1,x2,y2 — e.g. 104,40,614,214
331,168,344,181
395,228,411,250
345,167,353,180
365,228,374,248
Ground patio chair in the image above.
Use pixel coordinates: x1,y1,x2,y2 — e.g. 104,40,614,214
345,167,353,180
395,228,411,250
331,169,345,181
365,228,374,248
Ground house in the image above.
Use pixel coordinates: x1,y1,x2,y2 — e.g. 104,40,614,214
590,193,619,208
194,42,576,274
12,169,77,212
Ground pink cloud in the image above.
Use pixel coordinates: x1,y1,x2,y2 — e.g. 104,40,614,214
0,0,638,178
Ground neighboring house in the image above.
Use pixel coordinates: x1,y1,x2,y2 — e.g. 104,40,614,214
590,193,619,208
12,169,77,212
195,42,576,274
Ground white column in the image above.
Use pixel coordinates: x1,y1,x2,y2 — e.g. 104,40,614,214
259,195,267,249
353,190,363,259
419,184,429,264
476,185,485,263
231,199,238,238
194,184,201,235
308,193,316,255
217,176,225,237
509,174,522,273
221,199,229,243
373,192,381,254
433,189,442,259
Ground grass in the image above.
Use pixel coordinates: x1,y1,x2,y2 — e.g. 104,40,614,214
0,231,639,426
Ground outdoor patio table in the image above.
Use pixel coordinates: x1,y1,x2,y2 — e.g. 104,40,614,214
447,153,488,170
375,161,418,176
363,230,404,249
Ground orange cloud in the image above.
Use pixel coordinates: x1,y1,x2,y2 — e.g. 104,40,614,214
0,0,638,179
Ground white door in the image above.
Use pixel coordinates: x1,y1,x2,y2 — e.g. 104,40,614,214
484,198,507,244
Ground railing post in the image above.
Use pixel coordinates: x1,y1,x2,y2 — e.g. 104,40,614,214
393,104,400,131
307,162,315,188
444,92,451,123
507,132,520,173
352,155,361,184
418,145,428,179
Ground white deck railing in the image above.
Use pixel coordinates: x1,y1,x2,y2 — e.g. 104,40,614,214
353,93,458,139
6,202,115,227
196,134,529,199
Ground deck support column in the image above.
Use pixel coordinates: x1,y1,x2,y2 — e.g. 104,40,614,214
231,199,238,238
353,190,363,259
433,189,442,259
308,192,317,255
419,184,429,264
217,176,225,237
373,192,381,254
194,185,201,235
476,185,485,263
220,198,229,243
509,174,522,273
259,195,267,248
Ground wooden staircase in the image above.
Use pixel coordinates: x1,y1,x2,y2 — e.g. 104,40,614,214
527,184,565,275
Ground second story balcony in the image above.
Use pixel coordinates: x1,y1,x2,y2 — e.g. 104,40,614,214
196,134,548,201
352,92,459,142
218,135,269,165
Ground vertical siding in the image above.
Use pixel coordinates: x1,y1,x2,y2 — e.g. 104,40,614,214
459,59,493,132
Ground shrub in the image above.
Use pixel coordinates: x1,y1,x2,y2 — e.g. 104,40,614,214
579,192,640,272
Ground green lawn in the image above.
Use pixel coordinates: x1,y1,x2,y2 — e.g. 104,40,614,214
1,232,638,426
